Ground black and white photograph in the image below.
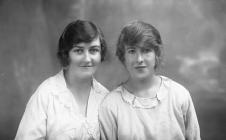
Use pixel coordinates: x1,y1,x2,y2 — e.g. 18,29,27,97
0,0,226,139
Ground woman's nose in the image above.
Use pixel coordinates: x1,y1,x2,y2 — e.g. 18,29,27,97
136,52,144,63
84,51,91,62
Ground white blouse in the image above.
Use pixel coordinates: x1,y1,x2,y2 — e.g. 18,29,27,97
15,70,109,140
99,76,201,140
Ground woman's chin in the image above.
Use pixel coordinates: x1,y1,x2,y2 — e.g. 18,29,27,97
79,71,96,78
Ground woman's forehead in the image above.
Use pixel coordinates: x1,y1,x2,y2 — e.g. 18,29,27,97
73,37,100,48
125,43,151,49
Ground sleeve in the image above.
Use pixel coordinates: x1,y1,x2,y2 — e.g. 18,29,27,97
98,97,118,140
15,84,50,140
183,92,201,140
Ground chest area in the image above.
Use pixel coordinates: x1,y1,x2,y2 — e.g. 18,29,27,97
46,94,100,139
117,103,185,140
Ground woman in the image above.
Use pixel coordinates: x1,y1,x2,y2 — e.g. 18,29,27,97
15,20,109,140
99,20,201,140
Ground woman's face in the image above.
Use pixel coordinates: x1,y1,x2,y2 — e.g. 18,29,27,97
124,44,156,80
67,37,101,78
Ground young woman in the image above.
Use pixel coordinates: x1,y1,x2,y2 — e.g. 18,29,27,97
99,20,201,140
15,20,109,140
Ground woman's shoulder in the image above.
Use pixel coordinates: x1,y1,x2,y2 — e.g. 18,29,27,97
108,86,124,97
31,71,65,98
160,75,190,101
161,76,189,93
93,78,109,96
101,86,123,106
24,73,60,111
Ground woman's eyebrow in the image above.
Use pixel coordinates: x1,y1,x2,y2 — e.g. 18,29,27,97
90,45,101,48
125,45,136,49
72,43,83,47
72,46,84,49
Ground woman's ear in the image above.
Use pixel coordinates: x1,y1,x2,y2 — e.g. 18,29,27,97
154,55,160,70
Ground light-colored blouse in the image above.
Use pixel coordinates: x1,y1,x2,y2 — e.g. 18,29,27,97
15,70,109,140
99,76,201,140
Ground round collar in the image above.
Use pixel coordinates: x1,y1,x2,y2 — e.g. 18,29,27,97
120,76,168,109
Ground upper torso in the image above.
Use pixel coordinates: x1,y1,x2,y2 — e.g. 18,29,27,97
99,76,200,140
15,71,109,140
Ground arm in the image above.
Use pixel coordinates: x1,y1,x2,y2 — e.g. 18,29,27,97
98,98,118,140
15,84,49,140
183,92,201,140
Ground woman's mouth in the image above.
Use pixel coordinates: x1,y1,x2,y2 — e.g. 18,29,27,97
134,65,146,69
80,65,93,68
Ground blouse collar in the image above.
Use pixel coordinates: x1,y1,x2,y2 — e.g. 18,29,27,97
50,70,108,112
120,76,169,109
53,70,108,94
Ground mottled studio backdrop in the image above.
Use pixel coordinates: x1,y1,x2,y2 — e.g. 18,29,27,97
0,0,226,139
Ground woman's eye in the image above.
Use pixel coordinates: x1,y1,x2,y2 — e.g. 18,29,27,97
90,48,100,54
73,49,83,54
142,48,152,53
127,49,136,54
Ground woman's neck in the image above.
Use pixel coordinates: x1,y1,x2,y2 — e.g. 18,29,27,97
63,69,93,117
64,69,92,101
124,75,161,98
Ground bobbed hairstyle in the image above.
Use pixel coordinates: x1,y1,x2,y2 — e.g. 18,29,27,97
57,19,107,67
116,20,163,69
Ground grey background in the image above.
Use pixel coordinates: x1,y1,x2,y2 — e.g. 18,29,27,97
0,0,226,139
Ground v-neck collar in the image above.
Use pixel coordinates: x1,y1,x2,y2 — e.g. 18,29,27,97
51,70,107,119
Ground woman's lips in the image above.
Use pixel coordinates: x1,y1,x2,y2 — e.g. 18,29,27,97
80,65,94,68
134,65,146,69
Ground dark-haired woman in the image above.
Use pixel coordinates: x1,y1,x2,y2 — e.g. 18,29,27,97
15,20,109,140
